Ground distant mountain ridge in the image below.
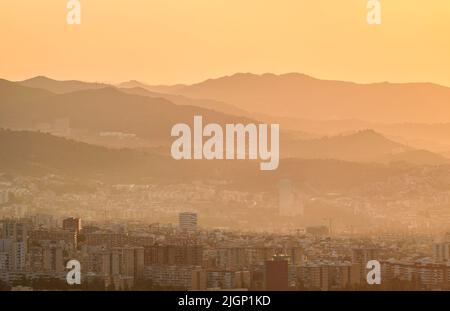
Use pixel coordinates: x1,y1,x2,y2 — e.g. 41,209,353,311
0,128,250,182
0,129,420,191
2,76,449,166
17,76,251,117
142,72,450,123
20,76,109,94
285,129,408,157
285,129,450,165
0,78,255,146
118,84,250,117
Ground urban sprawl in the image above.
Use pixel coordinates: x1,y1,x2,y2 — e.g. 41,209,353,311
1,173,450,291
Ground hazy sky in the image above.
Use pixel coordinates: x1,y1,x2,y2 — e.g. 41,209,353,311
1,0,449,86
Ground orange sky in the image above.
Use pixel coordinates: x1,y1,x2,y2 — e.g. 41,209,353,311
1,0,449,86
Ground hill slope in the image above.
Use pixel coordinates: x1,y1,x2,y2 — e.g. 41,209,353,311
0,129,414,191
119,84,249,117
145,73,450,123
0,79,255,146
2,78,447,165
284,130,408,161
19,76,109,94
17,76,250,117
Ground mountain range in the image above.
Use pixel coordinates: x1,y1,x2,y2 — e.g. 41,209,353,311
1,75,450,166
1,78,254,146
20,76,109,94
0,129,416,191
141,73,450,124
122,73,450,156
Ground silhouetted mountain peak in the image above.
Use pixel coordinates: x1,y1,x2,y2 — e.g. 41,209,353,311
18,76,109,94
22,75,56,83
150,72,450,123
350,129,384,139
119,80,148,88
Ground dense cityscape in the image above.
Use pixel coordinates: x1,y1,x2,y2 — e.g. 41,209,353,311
1,173,450,291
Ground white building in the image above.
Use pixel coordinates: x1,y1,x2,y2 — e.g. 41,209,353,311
433,242,450,263
179,212,198,232
0,239,26,271
0,191,9,205
278,179,304,216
